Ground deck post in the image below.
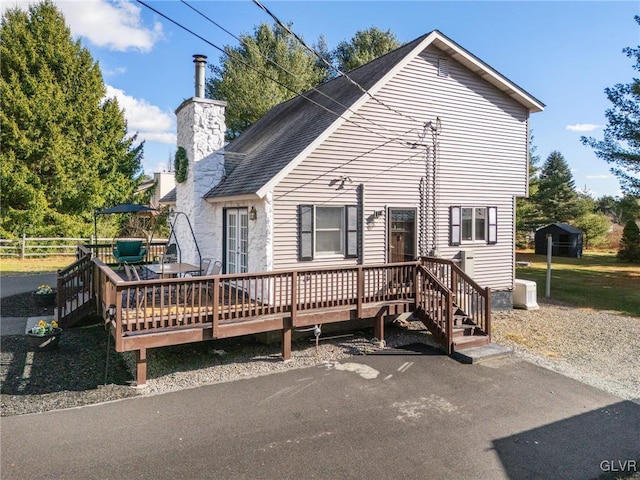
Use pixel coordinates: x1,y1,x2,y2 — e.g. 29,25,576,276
291,271,297,326
485,287,491,341
356,266,363,319
212,277,220,337
413,263,420,309
135,348,147,387
282,317,292,361
374,313,384,346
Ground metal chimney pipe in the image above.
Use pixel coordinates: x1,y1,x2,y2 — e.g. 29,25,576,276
193,54,207,98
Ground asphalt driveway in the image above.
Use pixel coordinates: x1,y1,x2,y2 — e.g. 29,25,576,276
1,351,638,479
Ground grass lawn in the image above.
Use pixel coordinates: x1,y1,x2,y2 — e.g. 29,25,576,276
516,251,640,317
0,256,74,276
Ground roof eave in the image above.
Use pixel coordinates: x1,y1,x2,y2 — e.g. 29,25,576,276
204,193,261,204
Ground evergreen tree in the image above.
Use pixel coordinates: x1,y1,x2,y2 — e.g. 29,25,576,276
581,16,640,195
516,132,542,247
618,220,640,263
0,1,143,237
207,23,329,139
333,27,401,72
535,151,582,223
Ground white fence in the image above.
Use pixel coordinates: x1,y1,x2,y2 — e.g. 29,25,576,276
0,236,111,258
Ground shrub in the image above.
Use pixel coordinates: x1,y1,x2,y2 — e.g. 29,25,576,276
617,220,640,263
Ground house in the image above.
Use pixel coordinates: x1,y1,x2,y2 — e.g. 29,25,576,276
535,223,583,258
163,30,544,309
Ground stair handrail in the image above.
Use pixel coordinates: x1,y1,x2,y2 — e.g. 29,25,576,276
416,264,454,353
421,256,491,339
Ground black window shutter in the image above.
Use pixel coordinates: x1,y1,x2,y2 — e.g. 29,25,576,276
450,206,461,246
345,205,358,258
487,206,497,244
299,205,314,261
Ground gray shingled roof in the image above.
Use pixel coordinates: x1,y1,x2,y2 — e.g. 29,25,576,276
204,33,430,200
158,188,176,204
538,223,583,234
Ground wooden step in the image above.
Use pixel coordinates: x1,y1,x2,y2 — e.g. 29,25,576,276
452,324,481,337
453,335,490,351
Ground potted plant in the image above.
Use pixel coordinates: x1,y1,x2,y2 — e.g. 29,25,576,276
26,319,62,350
34,284,56,307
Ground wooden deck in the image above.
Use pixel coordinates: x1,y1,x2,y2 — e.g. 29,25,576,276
60,251,490,386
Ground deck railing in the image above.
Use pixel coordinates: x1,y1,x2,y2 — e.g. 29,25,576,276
415,265,454,353
57,252,94,326
94,262,422,341
81,240,169,265
420,257,491,338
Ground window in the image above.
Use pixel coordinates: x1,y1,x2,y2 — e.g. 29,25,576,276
316,207,343,255
298,205,359,261
461,207,486,242
450,206,497,246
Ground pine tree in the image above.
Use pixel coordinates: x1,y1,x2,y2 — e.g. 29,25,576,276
618,220,640,263
581,16,640,195
535,151,584,223
333,27,401,72
516,132,542,247
0,1,143,237
207,23,329,139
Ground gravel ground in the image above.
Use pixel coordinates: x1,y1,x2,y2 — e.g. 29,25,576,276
1,291,58,317
2,293,638,417
492,298,640,403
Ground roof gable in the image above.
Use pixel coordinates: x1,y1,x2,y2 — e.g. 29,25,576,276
205,30,544,201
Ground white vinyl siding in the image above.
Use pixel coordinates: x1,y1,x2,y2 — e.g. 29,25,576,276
273,44,529,291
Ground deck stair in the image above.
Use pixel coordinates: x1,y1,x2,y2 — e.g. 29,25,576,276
450,307,490,350
414,262,491,354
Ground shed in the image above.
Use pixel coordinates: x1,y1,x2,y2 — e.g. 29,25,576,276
534,223,583,257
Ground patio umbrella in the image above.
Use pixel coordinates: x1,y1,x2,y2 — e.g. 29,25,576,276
95,203,157,215
94,203,157,239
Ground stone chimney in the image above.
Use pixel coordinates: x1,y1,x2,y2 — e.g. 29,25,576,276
174,55,227,264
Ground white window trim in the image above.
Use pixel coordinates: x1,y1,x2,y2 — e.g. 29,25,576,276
450,206,497,246
461,207,487,244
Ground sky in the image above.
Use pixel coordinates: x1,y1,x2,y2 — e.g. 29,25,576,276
2,1,638,198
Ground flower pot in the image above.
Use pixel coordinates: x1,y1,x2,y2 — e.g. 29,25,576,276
34,291,56,307
26,328,62,351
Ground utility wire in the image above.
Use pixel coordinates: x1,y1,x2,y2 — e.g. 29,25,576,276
180,0,406,140
251,0,424,126
137,0,421,151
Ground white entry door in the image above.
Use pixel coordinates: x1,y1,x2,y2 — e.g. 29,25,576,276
225,208,248,274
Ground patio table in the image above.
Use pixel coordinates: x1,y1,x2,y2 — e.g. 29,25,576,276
145,262,201,278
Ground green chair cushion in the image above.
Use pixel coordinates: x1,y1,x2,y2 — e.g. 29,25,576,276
115,240,143,257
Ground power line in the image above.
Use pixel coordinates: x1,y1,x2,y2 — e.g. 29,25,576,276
251,0,424,126
136,0,421,152
180,0,417,142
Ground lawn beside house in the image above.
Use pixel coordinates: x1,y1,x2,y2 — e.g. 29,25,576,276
0,256,72,275
515,252,640,317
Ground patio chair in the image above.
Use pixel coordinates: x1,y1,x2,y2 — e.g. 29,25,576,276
187,258,212,277
113,239,147,266
160,243,178,263
211,260,222,275
122,262,144,308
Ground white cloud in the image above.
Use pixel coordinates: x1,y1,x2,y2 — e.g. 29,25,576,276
103,66,127,77
566,124,601,132
1,0,163,52
105,85,175,145
585,174,612,179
